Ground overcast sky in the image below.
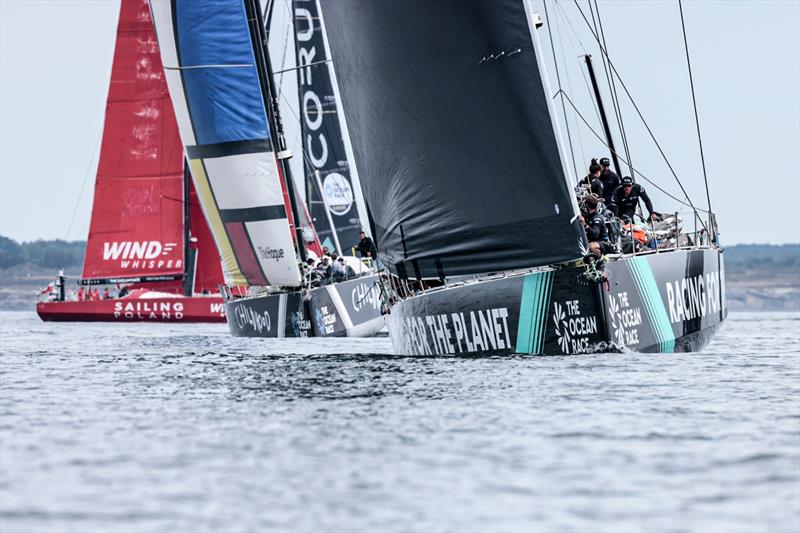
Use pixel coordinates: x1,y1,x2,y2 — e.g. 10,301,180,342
1,0,798,245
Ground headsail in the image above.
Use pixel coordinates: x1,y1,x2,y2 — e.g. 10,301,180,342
150,0,302,287
319,0,586,278
81,0,185,285
292,0,372,255
188,179,225,294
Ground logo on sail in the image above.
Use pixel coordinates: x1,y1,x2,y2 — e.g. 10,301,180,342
323,173,354,216
257,246,286,261
103,241,177,260
102,241,181,270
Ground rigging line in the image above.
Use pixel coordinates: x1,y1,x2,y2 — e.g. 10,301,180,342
592,0,634,177
553,6,588,167
555,90,710,218
543,0,579,182
274,0,292,97
65,127,102,239
571,0,699,214
273,58,333,75
553,1,603,127
594,1,633,178
678,0,712,213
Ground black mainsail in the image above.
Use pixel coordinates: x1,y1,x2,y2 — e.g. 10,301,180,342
319,0,586,279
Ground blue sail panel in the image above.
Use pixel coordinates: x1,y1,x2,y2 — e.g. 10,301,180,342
174,0,270,146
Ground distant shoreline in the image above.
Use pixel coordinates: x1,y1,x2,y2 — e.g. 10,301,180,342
1,237,797,313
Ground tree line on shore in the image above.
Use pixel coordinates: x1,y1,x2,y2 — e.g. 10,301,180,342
0,235,85,270
0,234,797,272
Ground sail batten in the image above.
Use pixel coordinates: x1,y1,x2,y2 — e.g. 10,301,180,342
319,0,586,278
150,0,302,287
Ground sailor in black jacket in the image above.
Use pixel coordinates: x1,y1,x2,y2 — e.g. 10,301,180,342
610,176,656,221
355,230,378,259
581,195,612,256
598,157,620,205
582,162,604,198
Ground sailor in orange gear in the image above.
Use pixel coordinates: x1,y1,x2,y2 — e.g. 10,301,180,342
77,286,84,301
102,287,110,300
92,288,100,300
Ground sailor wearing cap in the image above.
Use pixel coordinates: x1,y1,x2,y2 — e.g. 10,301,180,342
609,176,656,222
598,157,620,205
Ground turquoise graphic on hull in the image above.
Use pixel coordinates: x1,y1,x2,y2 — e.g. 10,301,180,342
629,257,675,352
515,272,554,354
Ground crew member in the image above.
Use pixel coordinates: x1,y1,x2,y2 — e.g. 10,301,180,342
341,257,356,279
598,157,620,205
316,257,332,283
610,176,656,221
580,195,613,257
331,256,346,282
582,162,604,198
102,287,110,300
355,230,378,259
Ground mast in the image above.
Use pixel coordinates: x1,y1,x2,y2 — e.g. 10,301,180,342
246,0,308,266
584,54,623,179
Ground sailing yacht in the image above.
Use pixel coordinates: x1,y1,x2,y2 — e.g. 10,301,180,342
149,0,384,337
318,0,727,355
37,0,226,323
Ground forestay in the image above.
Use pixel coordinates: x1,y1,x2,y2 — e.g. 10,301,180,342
319,0,586,278
150,0,301,287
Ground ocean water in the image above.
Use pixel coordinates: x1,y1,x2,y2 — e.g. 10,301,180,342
0,311,798,533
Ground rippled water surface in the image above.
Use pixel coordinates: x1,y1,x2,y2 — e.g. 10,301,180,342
1,311,798,532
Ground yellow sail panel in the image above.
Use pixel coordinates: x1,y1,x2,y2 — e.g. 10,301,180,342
187,159,246,286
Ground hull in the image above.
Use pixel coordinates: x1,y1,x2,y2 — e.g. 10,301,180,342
225,274,385,337
386,248,727,355
36,296,226,323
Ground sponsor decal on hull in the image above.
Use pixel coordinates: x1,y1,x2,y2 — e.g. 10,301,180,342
551,300,600,354
399,308,513,355
351,279,380,313
114,300,184,320
664,271,722,324
314,305,339,335
607,292,643,348
233,305,272,334
290,310,312,337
